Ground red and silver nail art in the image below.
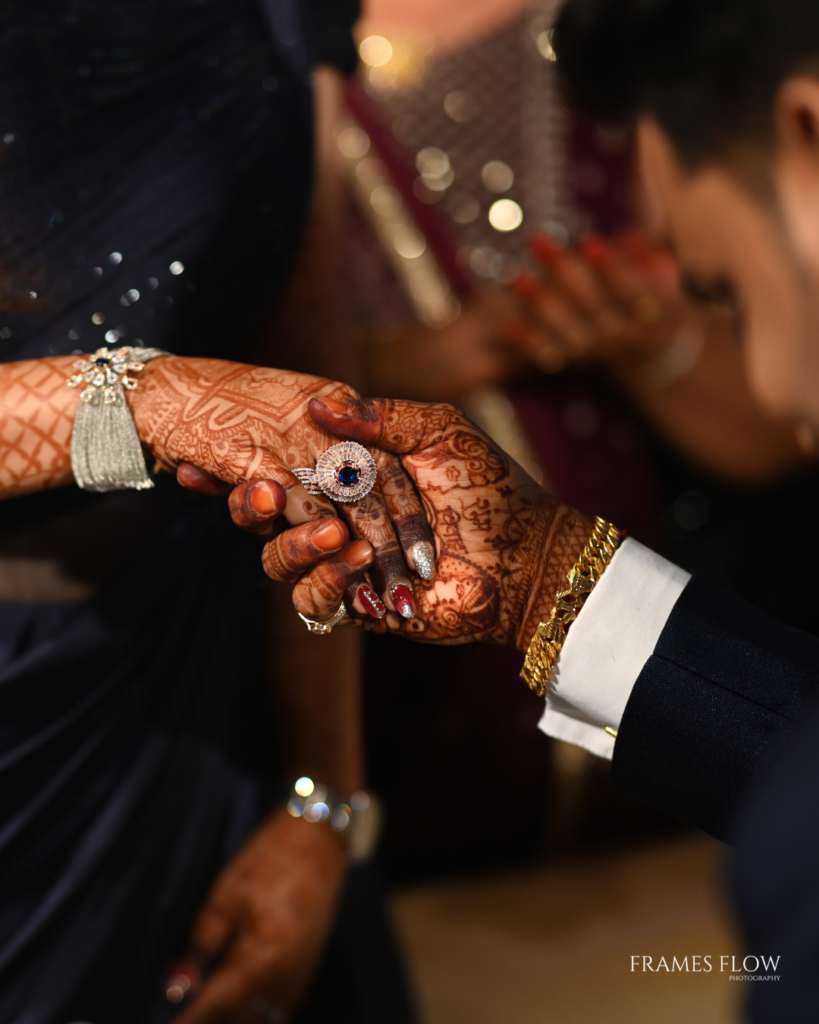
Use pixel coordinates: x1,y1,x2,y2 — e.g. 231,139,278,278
357,584,386,620
389,581,417,620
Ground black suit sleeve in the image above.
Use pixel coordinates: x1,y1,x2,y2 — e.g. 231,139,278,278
610,576,819,841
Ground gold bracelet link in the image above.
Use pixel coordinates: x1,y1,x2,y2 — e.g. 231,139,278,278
520,517,621,698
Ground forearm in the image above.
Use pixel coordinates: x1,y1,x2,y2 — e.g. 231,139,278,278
0,356,81,499
266,583,365,794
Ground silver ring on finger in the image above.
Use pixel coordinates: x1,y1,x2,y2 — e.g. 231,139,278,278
298,601,347,635
293,442,377,503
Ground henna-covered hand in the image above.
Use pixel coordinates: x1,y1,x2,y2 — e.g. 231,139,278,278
128,357,431,616
295,397,594,652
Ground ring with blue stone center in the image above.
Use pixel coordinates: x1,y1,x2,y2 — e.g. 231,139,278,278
293,442,377,504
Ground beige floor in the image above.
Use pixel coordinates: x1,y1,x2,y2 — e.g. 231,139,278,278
391,835,745,1024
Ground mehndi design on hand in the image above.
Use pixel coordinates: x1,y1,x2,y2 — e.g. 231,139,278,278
128,357,429,613
305,396,593,651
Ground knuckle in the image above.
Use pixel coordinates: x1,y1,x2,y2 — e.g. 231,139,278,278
262,540,299,583
291,580,328,618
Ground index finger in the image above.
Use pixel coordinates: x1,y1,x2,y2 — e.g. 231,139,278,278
309,396,455,455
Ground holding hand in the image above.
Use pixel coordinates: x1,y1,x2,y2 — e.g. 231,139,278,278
239,397,593,652
130,358,436,623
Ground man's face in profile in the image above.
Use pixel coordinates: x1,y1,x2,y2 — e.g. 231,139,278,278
638,83,819,440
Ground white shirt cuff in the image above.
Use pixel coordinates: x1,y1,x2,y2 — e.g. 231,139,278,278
538,538,691,760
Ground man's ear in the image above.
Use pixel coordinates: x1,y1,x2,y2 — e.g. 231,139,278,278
775,77,819,270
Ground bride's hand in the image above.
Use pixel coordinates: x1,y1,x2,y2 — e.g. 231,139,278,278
129,358,435,620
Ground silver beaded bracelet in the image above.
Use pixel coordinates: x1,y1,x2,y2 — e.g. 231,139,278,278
66,345,170,492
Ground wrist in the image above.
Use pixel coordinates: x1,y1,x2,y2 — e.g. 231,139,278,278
125,353,172,457
514,503,595,654
282,778,380,863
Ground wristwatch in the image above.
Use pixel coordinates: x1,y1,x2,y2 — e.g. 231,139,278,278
283,777,382,864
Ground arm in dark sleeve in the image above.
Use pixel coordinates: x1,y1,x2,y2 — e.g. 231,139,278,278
611,575,819,840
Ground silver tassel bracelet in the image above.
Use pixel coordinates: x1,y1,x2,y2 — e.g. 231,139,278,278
67,346,170,492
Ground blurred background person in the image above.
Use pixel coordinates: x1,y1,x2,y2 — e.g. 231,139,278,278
310,0,819,954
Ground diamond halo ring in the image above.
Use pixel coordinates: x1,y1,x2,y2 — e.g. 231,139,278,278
293,441,377,504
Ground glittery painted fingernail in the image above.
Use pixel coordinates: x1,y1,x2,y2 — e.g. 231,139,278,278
357,584,385,620
409,541,435,581
390,581,417,620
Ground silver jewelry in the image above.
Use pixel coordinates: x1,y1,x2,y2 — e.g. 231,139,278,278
298,601,347,635
293,441,377,504
67,346,169,492
285,778,381,863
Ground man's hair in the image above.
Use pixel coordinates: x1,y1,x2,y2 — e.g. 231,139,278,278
553,0,819,170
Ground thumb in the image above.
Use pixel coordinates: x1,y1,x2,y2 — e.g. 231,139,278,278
308,396,456,455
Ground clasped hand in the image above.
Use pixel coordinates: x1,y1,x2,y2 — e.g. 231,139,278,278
201,390,592,653
129,356,435,621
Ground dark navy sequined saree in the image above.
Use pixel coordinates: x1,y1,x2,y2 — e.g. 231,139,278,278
0,4,412,1023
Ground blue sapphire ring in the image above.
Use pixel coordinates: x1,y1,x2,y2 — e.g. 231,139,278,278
293,441,377,504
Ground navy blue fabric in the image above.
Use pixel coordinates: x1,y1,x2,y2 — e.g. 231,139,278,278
611,574,819,1020
611,575,819,839
0,3,412,1024
728,706,819,1023
0,491,274,1024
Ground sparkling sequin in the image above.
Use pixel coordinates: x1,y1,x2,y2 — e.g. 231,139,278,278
91,312,105,325
169,261,184,275
109,251,123,265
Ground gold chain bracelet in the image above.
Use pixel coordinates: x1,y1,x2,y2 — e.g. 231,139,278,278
521,516,621,698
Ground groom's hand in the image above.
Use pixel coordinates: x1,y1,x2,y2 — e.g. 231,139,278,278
300,397,593,651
